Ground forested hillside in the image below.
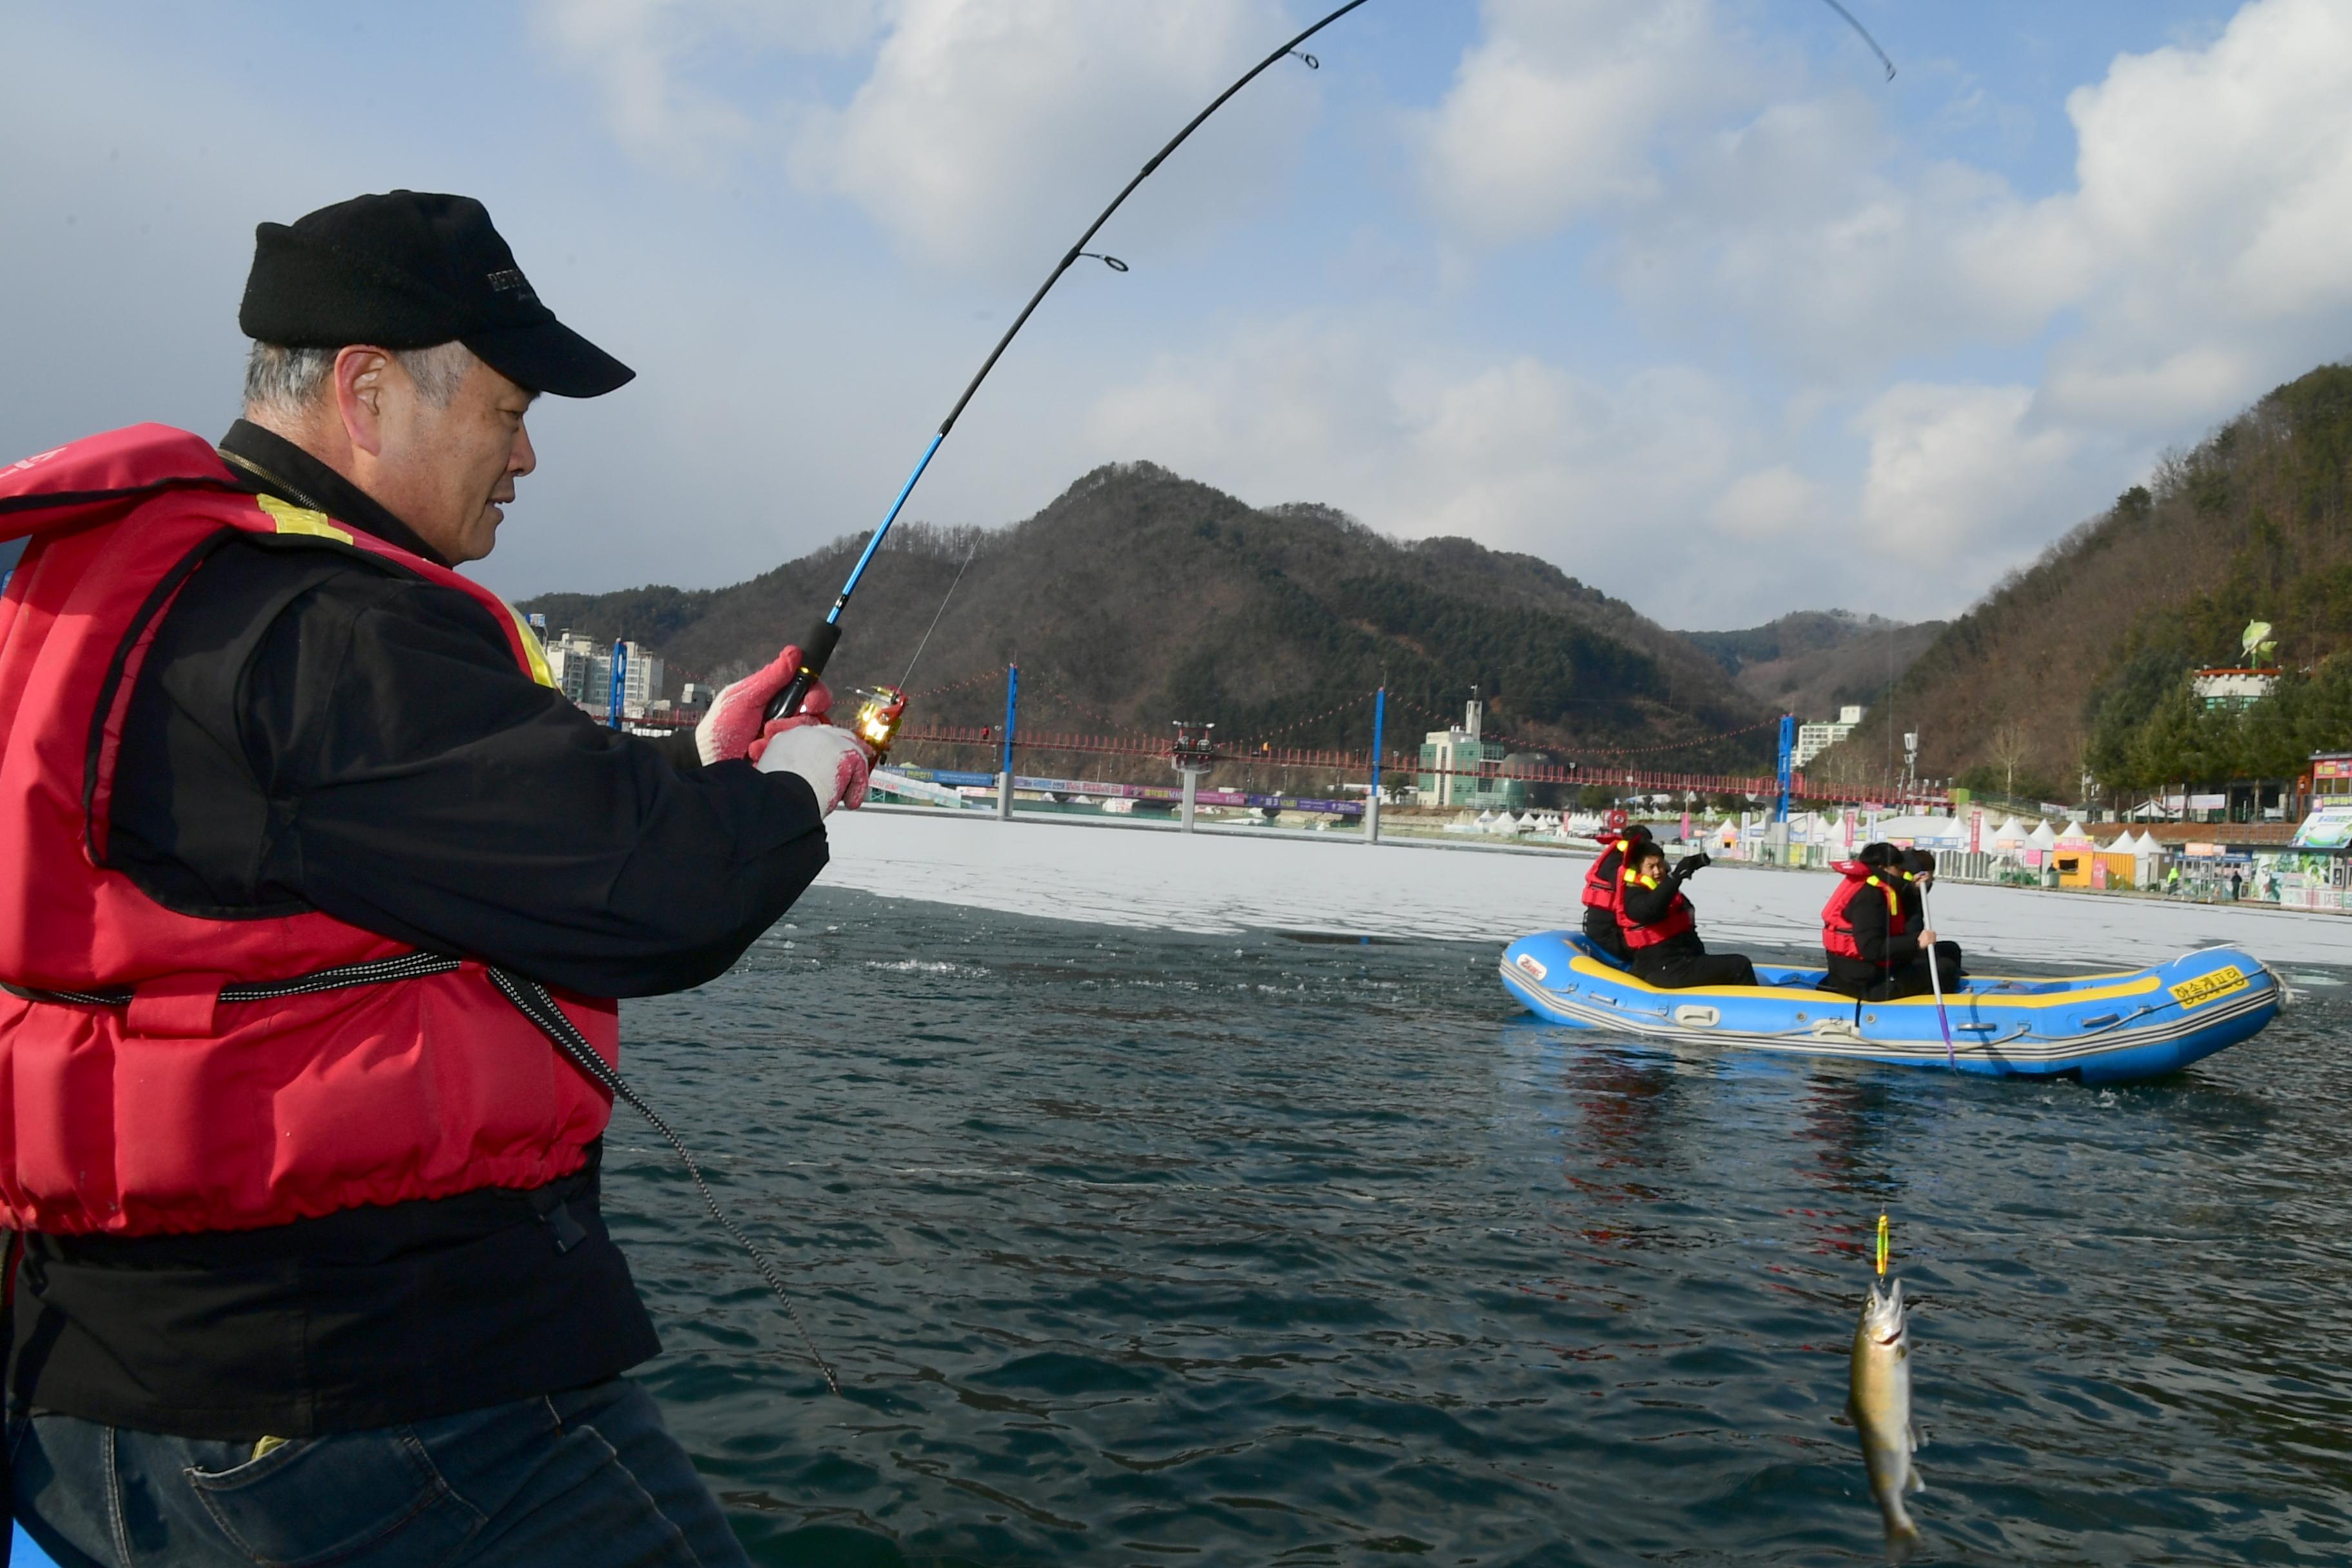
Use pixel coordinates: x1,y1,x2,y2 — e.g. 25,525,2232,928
1827,362,2352,801
523,462,1775,769
1679,611,1943,722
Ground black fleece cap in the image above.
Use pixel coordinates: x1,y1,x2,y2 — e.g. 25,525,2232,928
239,190,633,398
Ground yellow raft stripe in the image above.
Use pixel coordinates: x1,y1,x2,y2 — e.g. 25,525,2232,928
1557,952,2177,1010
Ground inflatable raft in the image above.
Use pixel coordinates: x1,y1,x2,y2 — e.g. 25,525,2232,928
1500,932,2280,1084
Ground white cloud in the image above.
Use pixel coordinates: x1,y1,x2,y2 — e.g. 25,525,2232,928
1407,0,2352,611
1413,0,1755,245
1708,465,1823,541
1852,383,2079,567
1081,316,1807,621
531,0,883,172
789,0,1314,275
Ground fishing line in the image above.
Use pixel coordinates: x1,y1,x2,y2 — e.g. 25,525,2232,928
900,539,980,689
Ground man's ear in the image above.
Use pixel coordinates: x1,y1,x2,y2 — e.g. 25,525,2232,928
332,346,393,457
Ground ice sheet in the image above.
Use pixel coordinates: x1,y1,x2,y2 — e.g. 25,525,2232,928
820,810,2351,970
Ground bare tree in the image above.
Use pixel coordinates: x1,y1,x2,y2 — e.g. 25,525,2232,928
1988,720,2034,800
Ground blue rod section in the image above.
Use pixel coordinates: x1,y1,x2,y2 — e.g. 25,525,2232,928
1369,687,1386,799
609,640,628,730
828,431,946,624
1001,664,1019,778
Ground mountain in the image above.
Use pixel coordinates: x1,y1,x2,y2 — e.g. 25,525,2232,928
1678,611,1945,721
522,462,1775,772
1825,362,2352,799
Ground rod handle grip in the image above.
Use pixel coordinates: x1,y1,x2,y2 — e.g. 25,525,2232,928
766,620,841,723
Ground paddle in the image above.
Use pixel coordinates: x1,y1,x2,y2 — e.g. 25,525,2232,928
1923,884,1958,1070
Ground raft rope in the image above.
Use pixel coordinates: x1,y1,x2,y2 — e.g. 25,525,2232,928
487,968,843,1396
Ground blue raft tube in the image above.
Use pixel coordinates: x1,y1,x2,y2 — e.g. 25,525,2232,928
1500,932,2282,1085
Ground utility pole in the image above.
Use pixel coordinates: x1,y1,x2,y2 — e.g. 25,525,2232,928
1366,685,1386,845
1771,712,1794,865
997,663,1019,820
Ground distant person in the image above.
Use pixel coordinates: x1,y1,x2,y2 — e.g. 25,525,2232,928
1616,843,1759,988
2165,862,2182,897
2230,868,2244,901
1580,823,1653,962
1819,843,1958,1000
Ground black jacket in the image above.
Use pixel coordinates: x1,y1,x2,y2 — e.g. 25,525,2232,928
8,422,830,1439
1619,867,1704,961
1823,874,1921,992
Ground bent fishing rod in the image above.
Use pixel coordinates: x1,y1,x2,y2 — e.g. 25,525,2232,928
767,0,1375,732
769,0,1898,745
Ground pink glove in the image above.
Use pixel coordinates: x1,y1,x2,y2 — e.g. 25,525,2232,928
695,647,832,765
755,723,872,816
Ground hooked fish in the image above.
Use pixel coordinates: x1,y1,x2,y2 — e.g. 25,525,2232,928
1848,1278,1923,1559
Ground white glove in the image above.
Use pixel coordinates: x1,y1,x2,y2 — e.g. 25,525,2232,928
756,723,871,816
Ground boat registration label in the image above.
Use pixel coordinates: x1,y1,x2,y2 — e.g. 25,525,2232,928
1514,952,1548,982
2170,965,2249,1008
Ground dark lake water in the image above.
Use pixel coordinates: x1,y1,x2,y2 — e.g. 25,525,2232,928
606,887,2352,1565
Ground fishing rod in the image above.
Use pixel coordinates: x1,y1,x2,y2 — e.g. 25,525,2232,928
767,0,1895,744
767,0,1376,734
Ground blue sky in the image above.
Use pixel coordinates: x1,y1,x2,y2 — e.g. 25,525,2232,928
5,0,2346,629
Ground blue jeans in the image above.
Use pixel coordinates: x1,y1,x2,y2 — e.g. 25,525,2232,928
8,1379,750,1567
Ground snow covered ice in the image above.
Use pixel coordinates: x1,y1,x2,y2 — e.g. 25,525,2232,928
822,809,2349,972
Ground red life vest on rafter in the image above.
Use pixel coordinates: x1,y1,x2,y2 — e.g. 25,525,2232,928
0,424,616,1237
1616,870,1695,950
1820,861,1903,963
1580,836,1641,912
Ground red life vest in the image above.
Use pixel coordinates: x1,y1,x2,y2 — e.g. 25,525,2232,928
1616,870,1695,950
1580,836,1638,912
1820,861,1903,962
0,424,617,1237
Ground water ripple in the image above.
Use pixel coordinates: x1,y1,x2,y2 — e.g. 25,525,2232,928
611,888,2352,1565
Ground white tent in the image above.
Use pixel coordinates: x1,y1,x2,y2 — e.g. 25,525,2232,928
1990,814,2029,848
2026,820,2059,849
2056,820,2094,846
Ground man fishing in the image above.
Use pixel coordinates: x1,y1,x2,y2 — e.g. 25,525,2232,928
0,191,869,1563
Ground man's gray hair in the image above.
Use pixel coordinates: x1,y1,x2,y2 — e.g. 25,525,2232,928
242,340,478,420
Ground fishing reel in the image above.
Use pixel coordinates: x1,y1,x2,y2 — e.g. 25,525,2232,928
848,684,908,762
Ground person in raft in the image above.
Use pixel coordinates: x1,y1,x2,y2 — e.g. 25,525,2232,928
0,191,873,1565
1580,822,1653,961
1616,843,1760,988
1818,843,1962,1001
